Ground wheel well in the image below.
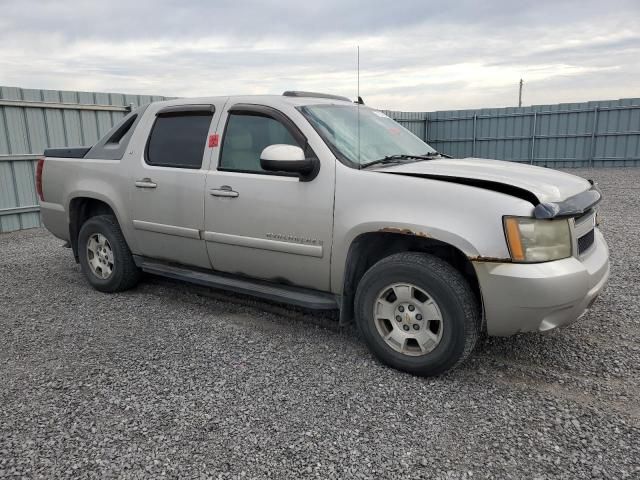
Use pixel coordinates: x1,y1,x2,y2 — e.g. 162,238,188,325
68,198,115,262
339,232,482,326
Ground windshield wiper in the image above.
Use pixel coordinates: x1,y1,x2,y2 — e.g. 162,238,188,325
361,152,443,169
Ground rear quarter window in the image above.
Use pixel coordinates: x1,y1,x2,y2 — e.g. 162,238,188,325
86,105,148,160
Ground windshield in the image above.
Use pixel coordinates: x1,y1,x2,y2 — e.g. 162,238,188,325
299,104,437,167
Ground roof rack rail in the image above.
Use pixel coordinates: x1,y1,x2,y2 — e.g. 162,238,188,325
282,91,351,102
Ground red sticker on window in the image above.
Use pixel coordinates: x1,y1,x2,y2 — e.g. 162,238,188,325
208,133,219,148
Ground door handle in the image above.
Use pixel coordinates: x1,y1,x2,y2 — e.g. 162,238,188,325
209,185,239,198
135,178,157,189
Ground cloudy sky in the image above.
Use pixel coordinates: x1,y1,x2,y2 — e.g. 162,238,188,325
1,0,638,111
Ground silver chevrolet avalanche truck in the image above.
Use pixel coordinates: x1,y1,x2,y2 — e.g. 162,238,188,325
38,91,610,376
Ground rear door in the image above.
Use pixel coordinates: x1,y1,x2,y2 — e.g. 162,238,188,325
127,102,225,268
203,103,335,291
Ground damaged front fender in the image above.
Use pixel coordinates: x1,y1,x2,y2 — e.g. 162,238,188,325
378,227,431,238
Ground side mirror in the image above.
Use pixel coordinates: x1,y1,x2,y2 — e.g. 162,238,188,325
260,144,318,179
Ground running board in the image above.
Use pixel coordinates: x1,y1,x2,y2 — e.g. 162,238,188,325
133,256,339,310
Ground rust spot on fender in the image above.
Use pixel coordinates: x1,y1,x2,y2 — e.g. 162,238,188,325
468,255,512,263
378,227,431,238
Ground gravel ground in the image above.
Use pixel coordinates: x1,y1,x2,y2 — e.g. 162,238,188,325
1,167,639,479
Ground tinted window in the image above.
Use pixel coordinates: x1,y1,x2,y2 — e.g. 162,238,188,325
146,113,212,169
219,113,300,173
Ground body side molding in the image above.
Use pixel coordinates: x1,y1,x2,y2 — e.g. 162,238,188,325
203,231,323,257
132,220,201,239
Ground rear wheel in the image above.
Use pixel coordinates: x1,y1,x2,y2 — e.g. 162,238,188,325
78,215,141,292
355,252,479,376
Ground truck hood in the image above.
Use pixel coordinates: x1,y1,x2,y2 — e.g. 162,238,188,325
375,158,591,204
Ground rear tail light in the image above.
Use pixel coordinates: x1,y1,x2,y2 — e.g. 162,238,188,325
36,157,45,201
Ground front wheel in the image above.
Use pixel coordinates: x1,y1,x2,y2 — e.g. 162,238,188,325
355,252,480,376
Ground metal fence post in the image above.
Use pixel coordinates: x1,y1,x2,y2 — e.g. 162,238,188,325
0,105,24,230
472,114,477,157
529,112,537,165
424,116,429,143
589,106,599,168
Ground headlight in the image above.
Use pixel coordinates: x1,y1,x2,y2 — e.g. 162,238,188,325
503,217,572,263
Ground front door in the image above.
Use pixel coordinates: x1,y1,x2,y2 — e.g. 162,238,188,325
204,104,335,291
128,102,224,268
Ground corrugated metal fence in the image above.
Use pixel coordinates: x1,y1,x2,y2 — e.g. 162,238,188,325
384,97,640,168
0,86,168,232
1,86,638,233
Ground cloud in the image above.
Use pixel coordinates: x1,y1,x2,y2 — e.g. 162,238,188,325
0,0,639,110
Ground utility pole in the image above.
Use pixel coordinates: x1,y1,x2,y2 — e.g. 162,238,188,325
518,78,524,107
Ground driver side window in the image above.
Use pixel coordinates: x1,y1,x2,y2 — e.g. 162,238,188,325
219,113,301,173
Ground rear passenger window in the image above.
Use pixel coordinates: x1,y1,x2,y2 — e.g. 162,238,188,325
219,113,301,173
146,112,213,169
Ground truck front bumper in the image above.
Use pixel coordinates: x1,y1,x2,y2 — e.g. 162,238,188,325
472,229,610,336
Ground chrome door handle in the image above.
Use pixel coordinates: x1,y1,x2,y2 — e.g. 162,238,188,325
209,186,239,198
135,178,157,189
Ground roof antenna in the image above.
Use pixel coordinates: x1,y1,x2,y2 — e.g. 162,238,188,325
357,45,361,168
355,46,365,105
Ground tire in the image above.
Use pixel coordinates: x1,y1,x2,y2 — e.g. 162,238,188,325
78,214,141,292
354,252,479,376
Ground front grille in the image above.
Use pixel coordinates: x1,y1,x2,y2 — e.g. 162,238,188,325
578,228,595,255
